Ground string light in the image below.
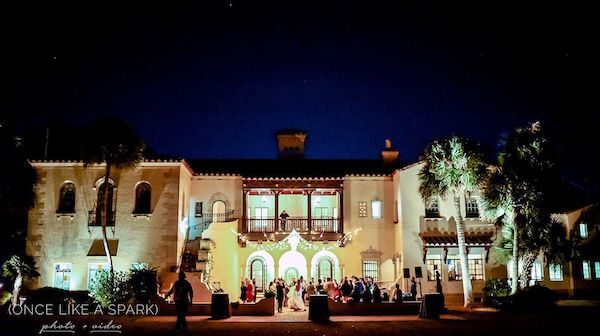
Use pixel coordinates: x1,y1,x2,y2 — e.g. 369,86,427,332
229,228,362,251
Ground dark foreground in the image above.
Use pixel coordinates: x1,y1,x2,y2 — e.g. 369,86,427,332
1,304,598,336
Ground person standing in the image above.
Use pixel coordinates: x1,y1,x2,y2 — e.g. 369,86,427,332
240,279,247,302
246,279,255,303
279,210,290,231
167,271,194,332
410,277,418,300
372,283,382,303
391,283,403,303
435,270,443,294
252,278,258,303
276,279,285,313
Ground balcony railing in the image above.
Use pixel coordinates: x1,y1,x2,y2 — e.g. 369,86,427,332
88,210,116,226
246,218,339,233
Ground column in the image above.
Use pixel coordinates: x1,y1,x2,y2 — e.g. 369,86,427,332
307,190,312,232
338,190,344,234
242,190,248,233
274,191,280,231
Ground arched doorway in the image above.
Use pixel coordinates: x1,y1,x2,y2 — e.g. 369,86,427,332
246,251,275,293
284,267,300,283
316,256,334,281
249,257,267,292
212,200,226,214
278,250,307,282
310,250,341,281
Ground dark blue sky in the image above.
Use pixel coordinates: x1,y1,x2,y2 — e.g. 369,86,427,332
1,2,598,193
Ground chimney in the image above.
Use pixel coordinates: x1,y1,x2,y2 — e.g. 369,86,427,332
381,139,399,165
276,129,307,159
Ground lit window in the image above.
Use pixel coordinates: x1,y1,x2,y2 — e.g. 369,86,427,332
426,256,442,281
583,261,592,280
595,262,600,280
358,202,367,217
468,254,485,280
465,197,479,218
88,263,110,290
530,262,543,283
579,223,589,238
362,260,379,281
371,200,382,219
549,264,563,281
53,263,71,290
447,257,462,281
57,182,76,213
425,198,440,217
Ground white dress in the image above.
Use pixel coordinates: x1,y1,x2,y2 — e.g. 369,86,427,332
292,282,306,310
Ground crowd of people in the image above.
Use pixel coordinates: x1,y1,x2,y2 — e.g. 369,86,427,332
240,275,420,312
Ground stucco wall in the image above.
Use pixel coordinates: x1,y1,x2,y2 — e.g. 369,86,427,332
26,162,183,290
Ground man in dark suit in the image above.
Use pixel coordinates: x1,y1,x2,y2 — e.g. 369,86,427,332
276,278,285,313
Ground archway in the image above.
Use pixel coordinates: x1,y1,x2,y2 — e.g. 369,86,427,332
310,250,341,281
246,250,275,292
278,250,307,283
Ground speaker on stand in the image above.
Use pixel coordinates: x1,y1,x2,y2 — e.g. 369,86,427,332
403,268,410,293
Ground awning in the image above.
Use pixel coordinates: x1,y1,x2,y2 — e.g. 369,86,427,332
87,239,119,256
419,231,494,247
419,230,494,263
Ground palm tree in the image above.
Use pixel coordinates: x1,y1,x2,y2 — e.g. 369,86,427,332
419,136,488,307
2,254,40,306
81,117,145,274
481,121,556,294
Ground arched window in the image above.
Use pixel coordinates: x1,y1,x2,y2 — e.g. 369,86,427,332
57,182,76,213
249,257,266,292
94,181,115,225
317,256,334,281
133,182,151,214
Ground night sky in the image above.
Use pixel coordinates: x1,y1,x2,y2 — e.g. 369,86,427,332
1,2,598,194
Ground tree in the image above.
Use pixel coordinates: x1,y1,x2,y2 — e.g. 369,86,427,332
81,117,145,274
0,118,38,259
419,136,488,307
481,121,557,293
2,254,40,306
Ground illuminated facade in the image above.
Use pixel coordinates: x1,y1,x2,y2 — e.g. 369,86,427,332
25,131,595,303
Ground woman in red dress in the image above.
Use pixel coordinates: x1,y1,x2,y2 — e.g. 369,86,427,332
245,279,254,303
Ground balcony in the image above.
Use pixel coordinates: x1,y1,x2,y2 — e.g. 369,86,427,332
241,185,344,243
246,218,340,233
88,210,116,226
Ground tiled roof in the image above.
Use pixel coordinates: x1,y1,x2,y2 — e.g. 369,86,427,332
188,159,405,178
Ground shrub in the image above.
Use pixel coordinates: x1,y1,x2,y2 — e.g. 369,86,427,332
483,278,511,308
89,270,130,308
128,265,158,303
23,287,90,305
501,285,559,313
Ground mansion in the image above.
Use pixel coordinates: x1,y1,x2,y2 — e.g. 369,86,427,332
25,130,599,304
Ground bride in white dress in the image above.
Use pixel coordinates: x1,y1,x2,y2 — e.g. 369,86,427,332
287,278,296,309
291,276,306,311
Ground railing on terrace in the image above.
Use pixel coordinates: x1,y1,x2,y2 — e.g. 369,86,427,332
246,218,339,233
194,211,236,230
